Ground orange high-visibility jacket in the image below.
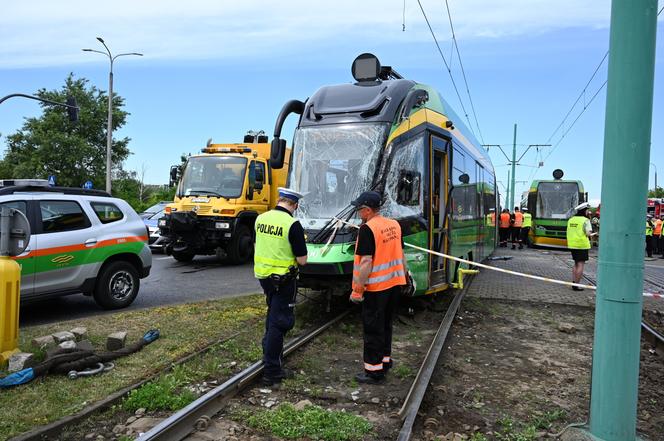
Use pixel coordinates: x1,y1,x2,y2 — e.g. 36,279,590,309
352,216,407,292
499,212,511,228
513,211,524,227
655,219,663,236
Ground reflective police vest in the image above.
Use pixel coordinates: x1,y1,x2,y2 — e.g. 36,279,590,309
513,211,524,227
646,221,653,236
566,215,590,250
499,213,511,228
352,216,407,292
654,219,662,236
254,209,297,278
522,212,532,228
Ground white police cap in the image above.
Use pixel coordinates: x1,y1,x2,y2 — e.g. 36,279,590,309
574,202,590,211
278,187,303,202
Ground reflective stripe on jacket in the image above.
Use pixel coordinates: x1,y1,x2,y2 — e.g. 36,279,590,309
254,209,297,278
566,215,591,250
352,216,407,292
513,212,524,227
499,213,511,228
522,213,532,228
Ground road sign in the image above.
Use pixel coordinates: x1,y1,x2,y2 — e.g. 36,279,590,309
83,180,93,189
48,175,56,187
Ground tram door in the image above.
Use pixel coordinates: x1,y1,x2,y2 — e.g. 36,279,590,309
430,136,449,286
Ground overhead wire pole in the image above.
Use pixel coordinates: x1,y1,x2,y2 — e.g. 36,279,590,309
582,1,658,440
509,124,517,209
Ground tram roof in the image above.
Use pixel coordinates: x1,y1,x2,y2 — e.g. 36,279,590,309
300,79,492,172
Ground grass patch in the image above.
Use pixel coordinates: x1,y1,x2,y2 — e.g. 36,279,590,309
238,403,372,440
392,364,414,379
494,409,567,441
0,295,265,440
123,368,196,412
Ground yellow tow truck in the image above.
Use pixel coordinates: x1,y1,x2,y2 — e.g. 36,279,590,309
159,132,290,263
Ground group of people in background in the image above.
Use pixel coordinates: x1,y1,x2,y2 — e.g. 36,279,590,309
497,206,532,250
645,213,664,258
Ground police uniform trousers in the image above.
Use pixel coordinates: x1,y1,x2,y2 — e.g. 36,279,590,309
520,227,530,247
259,278,296,379
362,285,400,376
646,236,653,258
510,226,521,244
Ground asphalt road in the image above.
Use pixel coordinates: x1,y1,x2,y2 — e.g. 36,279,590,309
20,253,258,327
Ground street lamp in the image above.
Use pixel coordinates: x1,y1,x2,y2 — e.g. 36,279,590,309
650,162,658,191
83,37,142,194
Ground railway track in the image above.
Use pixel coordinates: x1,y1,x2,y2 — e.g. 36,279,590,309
135,309,350,440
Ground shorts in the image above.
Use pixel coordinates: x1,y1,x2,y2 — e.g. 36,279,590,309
571,249,589,262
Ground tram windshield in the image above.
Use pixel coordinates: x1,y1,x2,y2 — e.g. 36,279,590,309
536,182,580,219
288,123,388,229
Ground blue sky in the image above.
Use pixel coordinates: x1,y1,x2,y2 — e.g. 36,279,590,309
0,0,662,206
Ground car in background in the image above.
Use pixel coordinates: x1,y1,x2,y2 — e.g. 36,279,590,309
0,179,152,310
139,201,170,219
143,208,166,251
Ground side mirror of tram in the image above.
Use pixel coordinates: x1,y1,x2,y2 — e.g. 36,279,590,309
270,138,287,169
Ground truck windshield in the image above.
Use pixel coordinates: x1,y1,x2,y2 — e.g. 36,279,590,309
178,156,247,198
536,182,580,219
288,123,389,229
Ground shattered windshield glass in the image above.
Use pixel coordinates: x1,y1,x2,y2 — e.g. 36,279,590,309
536,182,579,219
288,123,388,229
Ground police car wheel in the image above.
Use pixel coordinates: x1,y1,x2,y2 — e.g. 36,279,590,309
228,224,253,264
93,261,140,310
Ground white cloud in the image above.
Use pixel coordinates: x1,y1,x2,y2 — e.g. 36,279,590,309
1,0,613,68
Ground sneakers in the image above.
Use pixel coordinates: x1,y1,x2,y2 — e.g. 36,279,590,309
355,372,385,384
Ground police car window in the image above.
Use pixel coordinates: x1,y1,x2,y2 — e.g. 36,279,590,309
91,202,124,224
0,201,27,217
39,200,91,233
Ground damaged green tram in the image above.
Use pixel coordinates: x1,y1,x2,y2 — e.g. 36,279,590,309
269,54,497,295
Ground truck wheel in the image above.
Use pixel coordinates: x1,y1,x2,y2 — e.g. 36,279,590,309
228,224,253,264
93,261,140,310
172,250,195,262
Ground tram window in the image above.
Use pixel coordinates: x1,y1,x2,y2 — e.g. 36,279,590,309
383,136,424,217
396,170,421,206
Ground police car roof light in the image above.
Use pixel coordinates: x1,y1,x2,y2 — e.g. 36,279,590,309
0,179,49,187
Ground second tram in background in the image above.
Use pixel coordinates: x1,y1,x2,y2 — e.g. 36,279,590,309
523,169,587,248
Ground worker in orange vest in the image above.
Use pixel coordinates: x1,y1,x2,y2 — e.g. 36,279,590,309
653,215,663,254
499,208,511,247
511,207,524,250
350,191,410,384
659,214,664,259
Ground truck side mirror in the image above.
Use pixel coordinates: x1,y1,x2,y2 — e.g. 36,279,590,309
247,161,256,200
169,165,178,187
270,138,287,169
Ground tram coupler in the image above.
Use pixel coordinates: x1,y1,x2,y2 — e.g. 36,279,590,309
451,269,479,289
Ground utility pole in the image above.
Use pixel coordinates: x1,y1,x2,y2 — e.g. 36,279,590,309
505,170,510,210
584,1,658,440
510,124,517,210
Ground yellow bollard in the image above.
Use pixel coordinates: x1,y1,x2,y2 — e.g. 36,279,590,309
451,268,479,289
0,256,21,366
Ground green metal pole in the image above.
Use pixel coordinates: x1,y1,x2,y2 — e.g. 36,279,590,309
588,1,658,440
506,170,510,210
510,123,517,210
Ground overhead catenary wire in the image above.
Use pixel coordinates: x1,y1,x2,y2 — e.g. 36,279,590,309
416,0,476,139
443,0,485,145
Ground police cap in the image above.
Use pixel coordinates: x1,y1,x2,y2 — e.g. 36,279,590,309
278,187,303,202
574,202,590,212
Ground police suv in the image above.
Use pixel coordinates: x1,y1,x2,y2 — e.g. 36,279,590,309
0,180,152,309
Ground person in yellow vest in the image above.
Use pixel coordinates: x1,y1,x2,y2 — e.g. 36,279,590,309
653,214,663,255
254,188,308,386
521,208,532,248
511,206,524,250
645,214,654,258
566,203,596,291
350,191,409,384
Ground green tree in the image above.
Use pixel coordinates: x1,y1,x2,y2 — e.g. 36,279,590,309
648,187,664,198
0,74,131,188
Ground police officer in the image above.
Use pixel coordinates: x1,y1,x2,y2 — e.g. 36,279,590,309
254,188,308,386
511,206,524,250
350,191,409,384
566,203,595,290
521,208,532,248
645,215,654,258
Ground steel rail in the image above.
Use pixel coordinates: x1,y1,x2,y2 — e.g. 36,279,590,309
137,309,350,441
396,277,473,441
